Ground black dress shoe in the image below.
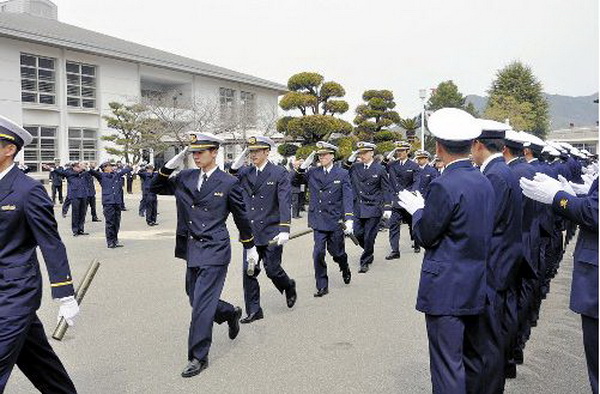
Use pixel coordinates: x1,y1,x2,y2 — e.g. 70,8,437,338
73,233,79,237
78,232,89,236
92,218,102,222
358,265,369,273
385,252,400,260
413,245,421,253
285,280,297,308
228,307,242,339
313,288,328,297
181,358,208,378
108,244,116,249
342,268,351,284
514,348,524,365
505,363,517,379
114,243,124,248
240,309,264,324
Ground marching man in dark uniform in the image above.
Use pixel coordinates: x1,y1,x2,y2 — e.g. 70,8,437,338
0,115,80,393
292,141,354,297
47,163,64,205
53,161,90,236
229,136,297,324
83,162,101,222
397,108,494,394
521,173,598,394
138,164,159,226
89,161,133,248
471,119,523,389
150,132,258,378
385,141,421,257
414,150,439,196
343,141,393,273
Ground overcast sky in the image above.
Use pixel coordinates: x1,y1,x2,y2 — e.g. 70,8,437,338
53,0,598,118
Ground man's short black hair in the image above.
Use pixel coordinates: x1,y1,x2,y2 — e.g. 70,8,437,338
505,145,522,157
477,138,504,153
437,140,472,155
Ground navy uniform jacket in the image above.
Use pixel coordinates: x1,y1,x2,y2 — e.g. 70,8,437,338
553,179,598,318
150,167,254,266
507,158,541,277
529,159,555,236
89,168,132,205
554,159,573,181
292,165,354,231
231,161,291,246
53,168,87,199
566,156,584,183
412,160,495,316
0,166,74,314
344,161,392,218
83,171,96,197
49,167,64,185
138,171,158,201
482,156,523,292
386,159,420,208
417,165,439,196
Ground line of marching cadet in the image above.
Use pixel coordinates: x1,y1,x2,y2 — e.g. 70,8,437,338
40,160,161,248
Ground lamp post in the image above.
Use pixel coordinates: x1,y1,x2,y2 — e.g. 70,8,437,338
419,89,427,150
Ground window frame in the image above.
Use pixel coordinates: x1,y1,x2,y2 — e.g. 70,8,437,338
66,61,97,109
20,53,56,105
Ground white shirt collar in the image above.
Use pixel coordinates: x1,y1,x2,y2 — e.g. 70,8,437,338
527,158,539,163
480,153,503,173
256,160,269,173
323,163,334,173
363,159,374,169
0,163,15,182
445,158,471,167
507,157,520,165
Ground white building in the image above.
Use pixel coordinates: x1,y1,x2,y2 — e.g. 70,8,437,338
0,0,287,173
549,125,599,155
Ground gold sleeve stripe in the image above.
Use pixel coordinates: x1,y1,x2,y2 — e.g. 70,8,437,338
50,280,73,287
345,213,354,216
279,223,291,226
158,169,170,177
240,236,254,243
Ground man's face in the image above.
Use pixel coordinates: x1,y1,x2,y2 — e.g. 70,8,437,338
318,152,334,168
358,150,374,163
192,149,217,169
416,157,429,166
249,148,269,167
72,163,83,172
396,149,409,160
103,164,114,173
0,142,17,167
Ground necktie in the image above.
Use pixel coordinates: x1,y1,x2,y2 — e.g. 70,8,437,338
198,173,208,192
364,164,368,170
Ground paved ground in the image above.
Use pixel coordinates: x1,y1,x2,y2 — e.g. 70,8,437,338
6,193,591,393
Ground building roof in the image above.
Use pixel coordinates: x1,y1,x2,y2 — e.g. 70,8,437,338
0,12,288,92
550,125,598,143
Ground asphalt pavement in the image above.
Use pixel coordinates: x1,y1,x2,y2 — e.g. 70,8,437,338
6,193,591,393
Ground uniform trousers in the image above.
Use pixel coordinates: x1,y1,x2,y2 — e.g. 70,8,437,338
51,184,63,204
354,216,381,267
480,294,506,394
71,197,87,234
185,265,236,362
291,193,302,218
87,196,98,220
501,287,519,372
138,195,147,216
582,315,598,394
425,314,484,394
388,207,413,254
62,196,71,216
145,197,158,225
103,204,122,246
0,313,76,394
242,244,292,315
312,229,349,290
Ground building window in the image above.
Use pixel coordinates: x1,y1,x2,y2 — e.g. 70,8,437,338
69,128,97,161
571,143,597,155
66,61,97,109
219,87,236,123
23,126,57,171
20,53,56,105
240,91,256,127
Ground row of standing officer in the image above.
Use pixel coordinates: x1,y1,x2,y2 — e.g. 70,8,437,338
395,108,598,394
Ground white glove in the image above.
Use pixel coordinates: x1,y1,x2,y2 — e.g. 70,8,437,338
382,210,392,220
165,147,189,169
386,148,398,161
272,232,290,246
397,190,424,215
246,246,260,276
519,176,563,205
582,173,595,186
569,180,592,195
347,150,359,163
231,148,248,170
343,220,353,235
57,295,80,326
557,175,576,196
300,151,316,170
